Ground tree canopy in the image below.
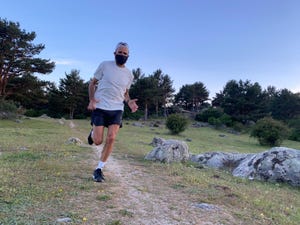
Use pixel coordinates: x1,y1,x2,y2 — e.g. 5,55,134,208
0,18,55,97
175,82,209,111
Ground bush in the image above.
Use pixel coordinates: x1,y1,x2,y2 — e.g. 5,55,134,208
195,108,223,122
166,114,189,135
24,109,44,117
288,118,300,141
208,117,222,128
0,99,18,119
219,114,233,127
250,117,290,146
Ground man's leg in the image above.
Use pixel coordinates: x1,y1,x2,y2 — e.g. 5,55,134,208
92,125,105,145
100,124,120,162
93,124,119,182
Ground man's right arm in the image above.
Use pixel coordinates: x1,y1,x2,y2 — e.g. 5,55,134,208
87,78,99,111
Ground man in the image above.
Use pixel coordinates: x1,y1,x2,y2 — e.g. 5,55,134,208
87,42,138,182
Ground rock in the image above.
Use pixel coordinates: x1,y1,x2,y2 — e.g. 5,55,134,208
150,137,165,147
132,122,144,127
190,152,250,170
190,147,300,187
58,119,65,125
57,217,72,223
232,147,300,187
19,146,28,151
191,122,209,128
39,114,50,119
145,138,190,163
67,137,82,145
193,203,221,211
69,121,75,128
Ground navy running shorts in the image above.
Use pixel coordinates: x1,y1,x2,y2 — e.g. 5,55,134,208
91,108,123,128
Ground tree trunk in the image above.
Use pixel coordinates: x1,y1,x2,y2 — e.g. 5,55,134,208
69,107,74,119
144,103,148,121
0,75,8,98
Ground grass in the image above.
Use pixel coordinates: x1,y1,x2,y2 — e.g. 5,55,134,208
0,117,299,225
116,120,300,225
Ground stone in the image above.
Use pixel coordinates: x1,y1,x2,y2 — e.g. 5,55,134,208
232,147,300,186
145,138,189,163
150,137,165,147
67,137,82,145
190,147,300,187
57,217,72,223
189,152,250,170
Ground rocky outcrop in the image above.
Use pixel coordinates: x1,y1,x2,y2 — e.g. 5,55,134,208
145,138,189,163
232,147,300,186
190,147,300,187
189,152,250,170
146,137,300,186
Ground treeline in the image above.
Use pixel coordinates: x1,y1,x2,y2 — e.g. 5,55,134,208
3,68,300,123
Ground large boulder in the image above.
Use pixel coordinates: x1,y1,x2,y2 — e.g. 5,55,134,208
232,147,300,187
190,147,300,187
189,152,250,169
145,138,189,163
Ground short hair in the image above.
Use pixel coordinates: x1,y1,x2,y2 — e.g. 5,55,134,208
115,42,129,52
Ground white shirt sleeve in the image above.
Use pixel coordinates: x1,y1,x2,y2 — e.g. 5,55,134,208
94,62,105,81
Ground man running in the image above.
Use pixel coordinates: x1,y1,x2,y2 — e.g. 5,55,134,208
87,42,138,182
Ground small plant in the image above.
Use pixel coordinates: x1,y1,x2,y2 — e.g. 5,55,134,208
119,209,133,217
166,114,188,135
96,194,111,201
250,117,290,146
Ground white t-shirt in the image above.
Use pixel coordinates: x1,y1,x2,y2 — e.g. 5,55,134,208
93,60,133,111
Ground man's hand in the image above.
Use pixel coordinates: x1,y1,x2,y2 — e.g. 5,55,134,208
128,99,138,112
87,99,99,111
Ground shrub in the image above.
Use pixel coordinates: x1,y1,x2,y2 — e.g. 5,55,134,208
24,109,44,117
288,118,300,141
219,114,233,127
250,117,290,146
208,117,222,128
166,114,189,135
195,108,222,122
0,99,18,119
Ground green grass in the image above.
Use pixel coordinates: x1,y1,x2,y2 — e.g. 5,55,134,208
0,117,299,225
116,120,300,225
0,118,94,224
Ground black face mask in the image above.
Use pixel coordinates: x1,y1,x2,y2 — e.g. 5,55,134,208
115,54,128,65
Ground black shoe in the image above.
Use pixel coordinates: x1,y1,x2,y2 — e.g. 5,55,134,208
88,130,93,145
93,168,105,182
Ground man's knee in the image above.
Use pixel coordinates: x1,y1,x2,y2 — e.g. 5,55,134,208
93,137,103,145
106,134,116,144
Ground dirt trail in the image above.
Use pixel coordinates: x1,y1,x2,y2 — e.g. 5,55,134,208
91,145,239,225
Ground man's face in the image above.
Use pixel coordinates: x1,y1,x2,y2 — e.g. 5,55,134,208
115,46,129,57
114,46,129,66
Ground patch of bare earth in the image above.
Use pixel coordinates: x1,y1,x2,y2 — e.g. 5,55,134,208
75,145,241,225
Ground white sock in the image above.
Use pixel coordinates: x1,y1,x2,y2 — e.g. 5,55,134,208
96,161,106,170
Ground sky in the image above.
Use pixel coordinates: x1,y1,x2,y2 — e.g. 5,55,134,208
1,0,300,99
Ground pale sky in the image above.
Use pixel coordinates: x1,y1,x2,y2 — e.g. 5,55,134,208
1,0,300,98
